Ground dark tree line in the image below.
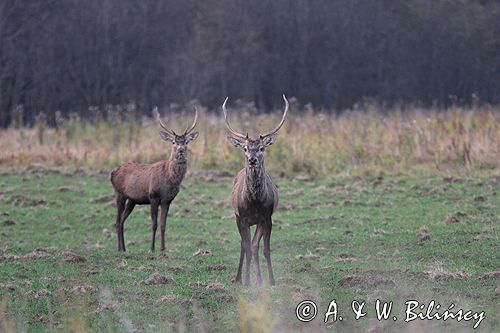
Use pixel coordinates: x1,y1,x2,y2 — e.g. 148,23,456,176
1,0,500,127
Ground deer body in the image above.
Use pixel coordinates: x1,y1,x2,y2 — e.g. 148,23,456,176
231,167,278,225
110,109,198,252
223,95,288,286
111,160,186,205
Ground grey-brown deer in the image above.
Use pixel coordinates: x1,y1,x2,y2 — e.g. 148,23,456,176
223,95,288,286
110,108,199,252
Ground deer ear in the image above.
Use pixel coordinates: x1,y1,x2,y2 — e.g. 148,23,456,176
185,131,199,144
160,131,175,143
227,136,245,149
262,133,278,147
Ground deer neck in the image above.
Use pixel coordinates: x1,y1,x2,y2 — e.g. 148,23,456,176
166,157,187,184
245,164,266,201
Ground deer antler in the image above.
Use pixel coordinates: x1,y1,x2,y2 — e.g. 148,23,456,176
153,107,177,136
184,107,198,135
261,94,288,139
222,97,247,140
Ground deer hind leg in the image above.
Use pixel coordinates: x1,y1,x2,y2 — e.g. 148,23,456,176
159,202,170,252
263,218,275,286
119,199,136,252
150,197,160,252
115,194,126,252
252,224,264,286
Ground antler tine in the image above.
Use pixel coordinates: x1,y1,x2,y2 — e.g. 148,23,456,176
184,106,198,135
222,97,247,140
261,94,289,138
153,107,176,136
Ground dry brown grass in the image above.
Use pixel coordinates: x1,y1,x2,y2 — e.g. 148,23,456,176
1,104,499,177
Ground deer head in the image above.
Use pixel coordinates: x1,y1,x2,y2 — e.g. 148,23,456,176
154,107,199,163
223,95,288,170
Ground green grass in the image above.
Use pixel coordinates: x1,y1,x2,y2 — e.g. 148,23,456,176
0,169,499,332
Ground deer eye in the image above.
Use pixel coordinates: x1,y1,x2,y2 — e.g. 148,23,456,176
259,147,264,152
243,147,248,152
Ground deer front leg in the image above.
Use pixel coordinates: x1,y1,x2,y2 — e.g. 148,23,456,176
242,224,252,286
150,197,160,252
234,218,245,284
160,202,170,252
263,219,275,286
234,242,244,284
252,224,264,286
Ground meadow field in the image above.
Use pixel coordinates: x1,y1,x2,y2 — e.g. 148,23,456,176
0,106,499,332
1,103,499,177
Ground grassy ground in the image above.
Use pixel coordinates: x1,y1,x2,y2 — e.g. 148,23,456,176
0,168,499,332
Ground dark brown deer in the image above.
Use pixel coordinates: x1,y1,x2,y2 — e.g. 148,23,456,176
223,95,288,286
110,108,199,252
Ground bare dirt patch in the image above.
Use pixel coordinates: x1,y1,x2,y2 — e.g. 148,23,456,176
286,188,305,196
338,274,395,287
479,271,500,280
216,295,236,303
167,266,184,273
188,281,208,288
84,268,102,275
0,254,19,262
70,285,97,296
26,289,51,299
29,315,59,325
208,264,227,271
6,195,46,207
24,249,51,260
205,283,225,292
188,281,225,293
443,176,464,183
0,283,17,291
2,220,17,226
306,215,339,224
159,294,193,305
443,212,466,224
214,199,230,208
372,229,387,237
421,186,445,196
474,195,487,202
423,270,470,281
192,249,212,257
58,251,86,263
131,266,149,272
0,249,51,262
336,254,357,263
283,203,298,211
102,228,112,240
89,194,114,204
419,226,432,243
295,175,315,182
472,234,490,241
295,252,321,260
140,272,172,285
